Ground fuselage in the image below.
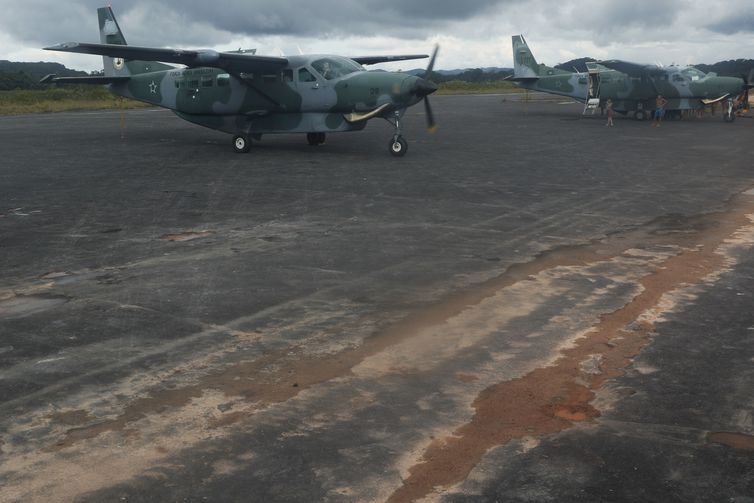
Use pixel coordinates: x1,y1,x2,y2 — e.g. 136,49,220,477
515,65,744,113
109,55,429,134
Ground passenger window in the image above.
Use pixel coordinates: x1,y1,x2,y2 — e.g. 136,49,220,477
282,69,293,82
299,68,316,82
217,74,230,86
263,74,277,83
188,80,199,88
672,74,684,82
202,78,213,87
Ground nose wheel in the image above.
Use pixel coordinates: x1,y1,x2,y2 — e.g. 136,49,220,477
386,111,408,157
232,135,251,153
389,136,407,157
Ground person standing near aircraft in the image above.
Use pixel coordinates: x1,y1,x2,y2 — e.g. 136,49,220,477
606,99,614,126
653,95,668,127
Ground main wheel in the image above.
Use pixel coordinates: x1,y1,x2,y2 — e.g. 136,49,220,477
389,136,408,157
233,135,251,153
307,133,326,146
634,110,646,121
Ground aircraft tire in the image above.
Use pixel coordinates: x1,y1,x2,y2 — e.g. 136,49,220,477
233,135,251,153
634,110,646,121
389,136,408,157
307,133,326,146
724,112,735,123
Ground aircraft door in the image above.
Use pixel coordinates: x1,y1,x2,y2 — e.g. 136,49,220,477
587,72,601,100
583,71,602,114
297,67,328,111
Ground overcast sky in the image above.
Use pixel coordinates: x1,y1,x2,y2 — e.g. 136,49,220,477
2,0,753,73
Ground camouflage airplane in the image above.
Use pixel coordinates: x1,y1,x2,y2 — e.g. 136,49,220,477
509,35,753,122
42,6,439,156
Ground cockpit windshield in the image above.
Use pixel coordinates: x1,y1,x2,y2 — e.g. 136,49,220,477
681,67,706,81
311,57,364,80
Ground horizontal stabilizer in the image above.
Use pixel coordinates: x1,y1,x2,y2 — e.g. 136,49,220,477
40,74,130,84
350,54,428,66
343,103,391,123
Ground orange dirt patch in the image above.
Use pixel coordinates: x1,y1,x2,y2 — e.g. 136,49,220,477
708,431,754,450
160,230,214,242
385,195,754,503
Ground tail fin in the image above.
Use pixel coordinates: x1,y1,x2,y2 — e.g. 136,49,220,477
97,7,172,76
512,35,540,79
98,7,129,77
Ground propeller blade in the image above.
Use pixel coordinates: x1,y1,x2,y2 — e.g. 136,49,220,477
424,45,439,79
424,96,437,133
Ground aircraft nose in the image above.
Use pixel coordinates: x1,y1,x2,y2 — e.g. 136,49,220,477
412,77,438,97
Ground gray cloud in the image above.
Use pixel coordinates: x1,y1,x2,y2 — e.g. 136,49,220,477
1,0,512,46
706,12,754,35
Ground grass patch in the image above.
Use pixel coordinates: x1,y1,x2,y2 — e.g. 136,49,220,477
0,87,151,115
0,81,524,115
436,80,523,95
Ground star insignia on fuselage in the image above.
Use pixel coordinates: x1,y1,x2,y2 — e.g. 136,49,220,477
149,81,158,94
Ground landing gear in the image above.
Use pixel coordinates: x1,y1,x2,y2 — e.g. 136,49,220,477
386,110,408,157
723,99,735,123
634,109,647,121
306,132,326,146
389,136,408,157
232,135,251,153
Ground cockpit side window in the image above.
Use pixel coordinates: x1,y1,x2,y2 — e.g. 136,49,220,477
298,68,316,82
311,57,363,80
681,67,705,81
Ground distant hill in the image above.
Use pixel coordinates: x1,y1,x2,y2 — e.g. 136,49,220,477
3,57,753,92
405,67,514,83
0,60,87,90
695,59,754,78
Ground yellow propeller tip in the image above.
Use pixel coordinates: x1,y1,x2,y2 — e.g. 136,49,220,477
427,126,438,134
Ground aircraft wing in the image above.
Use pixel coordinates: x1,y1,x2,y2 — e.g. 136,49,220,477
45,42,288,73
350,54,428,65
596,60,656,76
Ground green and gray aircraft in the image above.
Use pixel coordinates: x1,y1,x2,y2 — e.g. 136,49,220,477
42,7,439,156
509,35,753,121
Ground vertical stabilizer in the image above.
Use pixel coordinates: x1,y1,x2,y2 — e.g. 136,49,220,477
98,7,129,77
512,35,540,79
97,7,172,76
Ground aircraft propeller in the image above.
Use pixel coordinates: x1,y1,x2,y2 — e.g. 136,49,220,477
413,45,439,132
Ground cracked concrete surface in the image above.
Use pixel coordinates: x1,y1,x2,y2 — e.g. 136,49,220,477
1,96,753,502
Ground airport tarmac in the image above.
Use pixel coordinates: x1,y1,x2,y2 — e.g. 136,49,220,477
1,94,753,502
